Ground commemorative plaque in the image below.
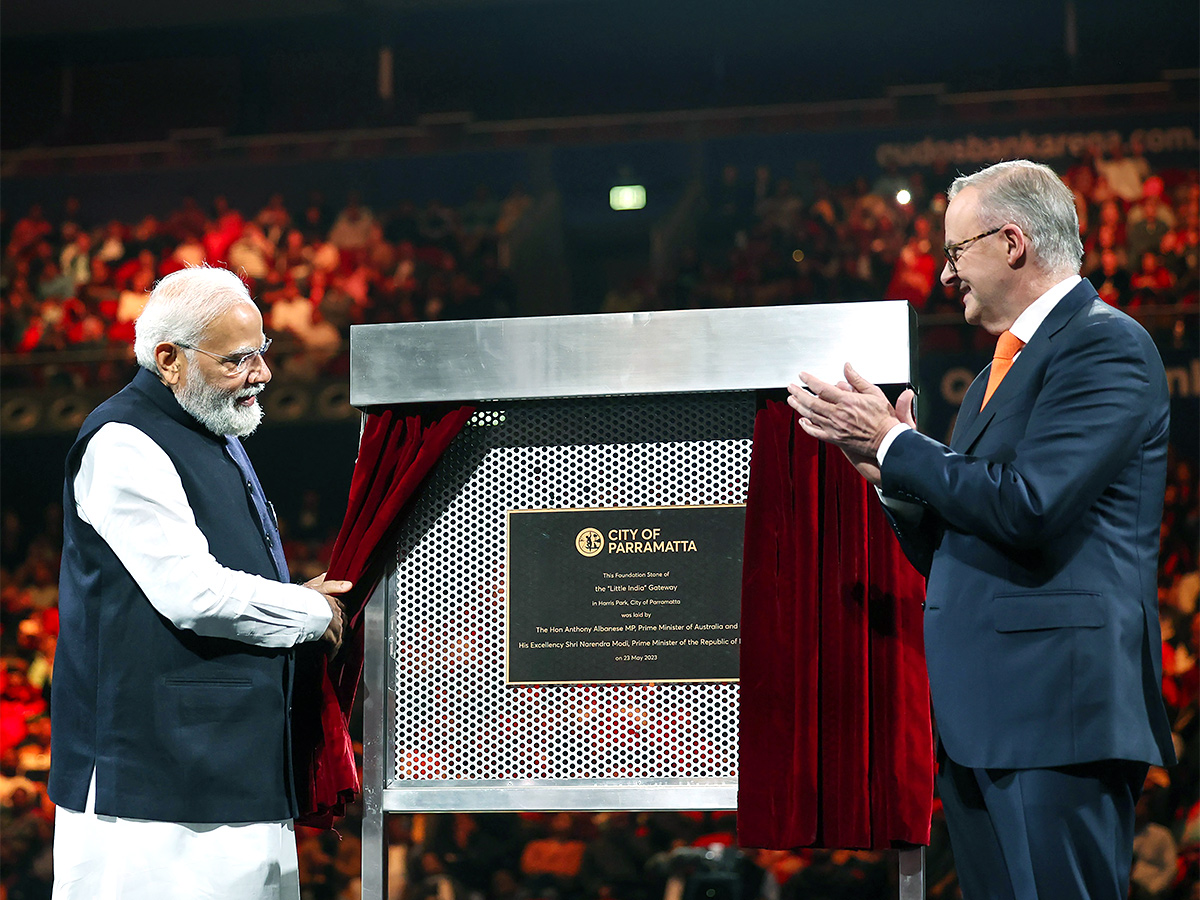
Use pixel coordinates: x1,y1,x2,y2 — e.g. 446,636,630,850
506,505,745,684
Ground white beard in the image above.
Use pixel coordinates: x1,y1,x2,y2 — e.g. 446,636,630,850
176,371,265,437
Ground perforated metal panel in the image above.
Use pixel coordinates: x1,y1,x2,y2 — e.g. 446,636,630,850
390,393,753,784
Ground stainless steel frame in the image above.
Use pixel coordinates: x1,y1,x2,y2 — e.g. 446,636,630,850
352,304,924,900
350,302,916,406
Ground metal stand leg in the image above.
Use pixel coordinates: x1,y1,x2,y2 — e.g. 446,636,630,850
361,578,391,900
898,847,925,900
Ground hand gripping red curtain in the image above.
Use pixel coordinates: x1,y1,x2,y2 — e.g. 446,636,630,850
292,404,475,829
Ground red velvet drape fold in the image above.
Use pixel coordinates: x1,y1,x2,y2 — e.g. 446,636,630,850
293,404,475,828
738,397,934,850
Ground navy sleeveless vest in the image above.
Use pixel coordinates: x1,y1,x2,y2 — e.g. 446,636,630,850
50,368,299,823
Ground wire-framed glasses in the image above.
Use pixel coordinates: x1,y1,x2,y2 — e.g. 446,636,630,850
176,338,272,375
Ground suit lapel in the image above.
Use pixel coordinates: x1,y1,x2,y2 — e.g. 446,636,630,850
949,279,1099,454
949,369,990,452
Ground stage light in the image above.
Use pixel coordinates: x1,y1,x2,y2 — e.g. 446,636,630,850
610,185,646,210
896,189,912,205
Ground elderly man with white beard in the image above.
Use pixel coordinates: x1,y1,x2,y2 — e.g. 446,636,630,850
49,265,351,900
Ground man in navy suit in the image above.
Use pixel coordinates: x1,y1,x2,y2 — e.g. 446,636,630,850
787,159,1176,899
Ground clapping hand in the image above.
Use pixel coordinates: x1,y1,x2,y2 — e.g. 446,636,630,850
786,363,914,486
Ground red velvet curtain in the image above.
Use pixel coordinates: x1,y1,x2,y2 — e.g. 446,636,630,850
738,397,933,850
293,404,475,829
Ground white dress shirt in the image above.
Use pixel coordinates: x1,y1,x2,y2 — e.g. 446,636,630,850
875,275,1082,516
54,421,331,900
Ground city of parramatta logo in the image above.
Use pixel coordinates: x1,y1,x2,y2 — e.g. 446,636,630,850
575,527,604,557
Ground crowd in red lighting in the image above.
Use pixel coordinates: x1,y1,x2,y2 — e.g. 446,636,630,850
1,146,1197,899
2,143,1195,389
1,185,529,389
604,142,1197,328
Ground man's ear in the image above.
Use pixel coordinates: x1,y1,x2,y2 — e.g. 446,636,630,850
1003,224,1030,269
155,342,183,386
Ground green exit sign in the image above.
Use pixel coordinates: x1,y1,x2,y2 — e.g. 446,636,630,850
609,185,647,210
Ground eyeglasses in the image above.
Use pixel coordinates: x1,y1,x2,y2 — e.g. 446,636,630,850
176,338,272,375
943,226,1003,275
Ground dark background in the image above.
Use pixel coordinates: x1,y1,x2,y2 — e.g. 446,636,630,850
4,0,1197,145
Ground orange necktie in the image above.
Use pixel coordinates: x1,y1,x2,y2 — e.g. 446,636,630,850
981,330,1025,410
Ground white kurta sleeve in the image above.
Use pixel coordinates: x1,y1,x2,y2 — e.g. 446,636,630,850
74,421,332,647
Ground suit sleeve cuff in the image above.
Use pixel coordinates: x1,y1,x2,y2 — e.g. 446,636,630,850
875,424,923,519
876,422,912,465
875,486,924,519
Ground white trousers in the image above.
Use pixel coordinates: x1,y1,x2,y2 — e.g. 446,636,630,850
53,773,300,900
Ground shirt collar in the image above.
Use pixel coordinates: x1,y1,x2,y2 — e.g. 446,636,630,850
1009,274,1081,344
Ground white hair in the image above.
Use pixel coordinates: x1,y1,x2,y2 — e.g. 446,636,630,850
948,160,1083,277
133,266,256,372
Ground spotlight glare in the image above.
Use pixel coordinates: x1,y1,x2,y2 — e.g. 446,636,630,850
896,189,912,205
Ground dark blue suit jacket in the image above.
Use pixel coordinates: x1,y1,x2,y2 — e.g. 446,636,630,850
881,278,1176,770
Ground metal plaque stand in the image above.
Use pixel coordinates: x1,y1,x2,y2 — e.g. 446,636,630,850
349,303,924,899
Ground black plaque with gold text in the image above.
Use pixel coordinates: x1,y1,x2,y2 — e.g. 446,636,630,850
506,505,745,684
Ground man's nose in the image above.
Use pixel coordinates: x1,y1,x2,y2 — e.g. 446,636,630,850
248,356,272,384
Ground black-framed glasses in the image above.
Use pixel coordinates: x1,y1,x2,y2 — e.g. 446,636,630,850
176,338,272,375
943,226,1003,275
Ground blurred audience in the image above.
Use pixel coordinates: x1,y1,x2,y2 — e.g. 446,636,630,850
2,186,524,392
0,149,1196,899
659,144,1198,322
